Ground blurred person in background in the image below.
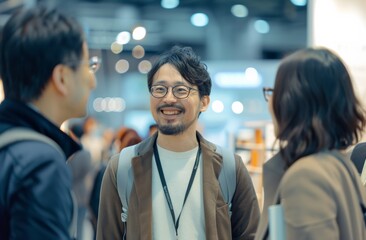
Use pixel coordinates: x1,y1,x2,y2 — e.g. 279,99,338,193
81,116,105,168
97,46,260,240
256,47,366,239
113,127,143,153
0,6,99,240
67,122,94,240
89,126,142,238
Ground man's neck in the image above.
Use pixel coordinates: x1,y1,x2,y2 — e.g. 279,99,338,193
156,131,198,152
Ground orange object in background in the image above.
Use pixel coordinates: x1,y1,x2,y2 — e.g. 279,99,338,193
251,128,265,167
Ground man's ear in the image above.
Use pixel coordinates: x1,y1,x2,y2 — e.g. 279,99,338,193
200,95,210,112
51,64,69,96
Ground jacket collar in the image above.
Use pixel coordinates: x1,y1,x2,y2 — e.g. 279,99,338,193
0,99,81,158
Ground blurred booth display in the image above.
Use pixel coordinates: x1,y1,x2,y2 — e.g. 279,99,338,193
233,120,278,209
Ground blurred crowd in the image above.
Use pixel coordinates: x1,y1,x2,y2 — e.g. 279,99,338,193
62,117,156,239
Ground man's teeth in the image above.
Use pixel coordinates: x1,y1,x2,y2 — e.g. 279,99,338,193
162,110,179,115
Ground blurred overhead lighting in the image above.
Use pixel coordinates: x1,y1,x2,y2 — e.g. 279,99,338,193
212,100,224,113
111,41,123,54
132,45,145,59
161,0,179,9
290,0,307,6
116,31,131,44
115,59,129,74
214,68,262,88
254,20,270,34
132,26,146,40
93,97,126,112
191,13,209,27
232,101,244,114
231,4,248,18
138,60,152,74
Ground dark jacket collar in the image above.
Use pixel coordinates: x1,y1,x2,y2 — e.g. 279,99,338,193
0,99,81,158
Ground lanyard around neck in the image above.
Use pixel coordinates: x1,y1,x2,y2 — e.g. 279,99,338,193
153,142,201,239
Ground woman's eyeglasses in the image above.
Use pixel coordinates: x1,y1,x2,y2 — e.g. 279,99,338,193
262,87,274,102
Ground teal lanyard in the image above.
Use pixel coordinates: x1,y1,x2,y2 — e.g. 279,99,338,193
153,142,201,239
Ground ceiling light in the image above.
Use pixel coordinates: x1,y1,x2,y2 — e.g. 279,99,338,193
232,101,244,114
116,31,131,44
290,0,307,7
111,41,123,54
214,68,262,88
132,26,146,40
191,13,209,27
254,20,270,34
161,0,179,9
212,100,224,113
138,60,152,74
132,45,145,59
115,59,129,74
231,4,248,18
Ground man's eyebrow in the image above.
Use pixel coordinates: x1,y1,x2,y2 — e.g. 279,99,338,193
153,80,189,85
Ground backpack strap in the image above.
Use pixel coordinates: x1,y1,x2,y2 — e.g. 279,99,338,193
0,127,64,156
117,144,137,222
215,144,237,217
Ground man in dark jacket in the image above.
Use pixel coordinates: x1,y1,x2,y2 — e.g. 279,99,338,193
0,6,100,240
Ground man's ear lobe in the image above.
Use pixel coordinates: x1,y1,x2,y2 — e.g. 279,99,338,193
51,64,68,96
200,95,210,112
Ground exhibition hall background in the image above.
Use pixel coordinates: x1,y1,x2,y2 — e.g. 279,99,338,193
0,0,365,150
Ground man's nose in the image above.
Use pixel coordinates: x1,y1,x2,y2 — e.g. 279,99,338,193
163,88,177,102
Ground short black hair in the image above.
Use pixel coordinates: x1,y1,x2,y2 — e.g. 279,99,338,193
147,46,212,98
0,6,85,101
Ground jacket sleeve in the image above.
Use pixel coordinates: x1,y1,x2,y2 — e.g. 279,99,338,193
231,155,261,240
8,142,73,240
96,155,125,240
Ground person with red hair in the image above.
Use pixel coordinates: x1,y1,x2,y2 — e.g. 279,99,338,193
113,127,142,153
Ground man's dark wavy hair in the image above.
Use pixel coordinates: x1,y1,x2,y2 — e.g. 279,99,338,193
147,46,212,98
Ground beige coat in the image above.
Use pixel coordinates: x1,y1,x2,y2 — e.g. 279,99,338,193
255,151,366,240
97,132,260,240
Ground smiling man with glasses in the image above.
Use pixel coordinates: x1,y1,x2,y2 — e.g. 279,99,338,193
97,46,260,240
0,7,99,240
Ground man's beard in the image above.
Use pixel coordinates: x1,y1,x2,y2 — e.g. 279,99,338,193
158,124,185,135
157,116,197,136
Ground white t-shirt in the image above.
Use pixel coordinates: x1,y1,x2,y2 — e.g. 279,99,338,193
152,145,206,240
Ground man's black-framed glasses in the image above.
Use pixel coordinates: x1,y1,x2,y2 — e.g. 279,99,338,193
263,87,274,102
150,85,198,99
